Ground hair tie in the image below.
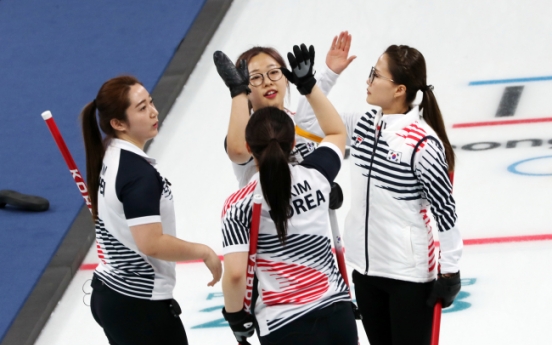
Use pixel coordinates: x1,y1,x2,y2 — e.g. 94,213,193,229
421,85,434,92
92,99,97,108
269,138,279,144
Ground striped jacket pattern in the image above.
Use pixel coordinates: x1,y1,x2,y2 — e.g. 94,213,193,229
296,105,463,282
221,144,350,336
94,139,177,299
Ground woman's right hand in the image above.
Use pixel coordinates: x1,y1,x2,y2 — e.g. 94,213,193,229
326,31,356,75
213,51,250,98
203,246,222,286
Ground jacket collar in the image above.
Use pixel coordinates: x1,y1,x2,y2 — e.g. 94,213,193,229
380,105,421,131
109,138,156,164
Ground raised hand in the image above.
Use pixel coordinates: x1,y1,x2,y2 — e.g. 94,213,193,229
213,51,250,98
281,44,316,95
326,31,356,75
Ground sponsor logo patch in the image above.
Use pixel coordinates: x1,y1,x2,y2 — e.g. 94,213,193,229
353,135,363,147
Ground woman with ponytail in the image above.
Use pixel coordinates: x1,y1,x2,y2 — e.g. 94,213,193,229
295,44,463,345
220,45,358,345
81,76,221,345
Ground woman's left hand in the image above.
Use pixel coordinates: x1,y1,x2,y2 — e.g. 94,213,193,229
203,246,223,287
326,31,356,75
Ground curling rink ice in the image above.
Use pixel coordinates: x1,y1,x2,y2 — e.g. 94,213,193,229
35,0,552,344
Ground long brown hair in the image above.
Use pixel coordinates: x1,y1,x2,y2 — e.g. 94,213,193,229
384,45,455,172
236,47,290,113
245,107,295,244
80,75,142,219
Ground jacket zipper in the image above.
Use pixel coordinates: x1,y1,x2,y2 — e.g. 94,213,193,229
364,119,382,274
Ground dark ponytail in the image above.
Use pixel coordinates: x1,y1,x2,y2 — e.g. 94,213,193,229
419,88,455,172
245,107,294,244
81,101,104,219
80,75,142,219
384,45,455,172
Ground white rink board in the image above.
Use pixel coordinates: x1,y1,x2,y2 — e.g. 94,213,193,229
36,0,552,344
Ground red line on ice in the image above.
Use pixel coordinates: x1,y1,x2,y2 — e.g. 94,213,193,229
460,234,552,245
452,117,552,128
79,234,552,270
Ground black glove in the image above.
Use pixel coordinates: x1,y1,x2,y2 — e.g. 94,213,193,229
222,308,255,344
281,44,316,95
329,182,343,210
426,272,461,308
213,51,251,98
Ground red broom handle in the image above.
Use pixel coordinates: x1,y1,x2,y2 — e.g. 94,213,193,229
237,194,262,345
243,194,262,313
431,300,442,345
41,111,92,212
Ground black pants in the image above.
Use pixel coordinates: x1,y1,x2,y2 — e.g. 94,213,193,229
352,270,434,345
90,275,188,345
259,301,358,345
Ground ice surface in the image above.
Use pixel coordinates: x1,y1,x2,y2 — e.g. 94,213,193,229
35,0,552,344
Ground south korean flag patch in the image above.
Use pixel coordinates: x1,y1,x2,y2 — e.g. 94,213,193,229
386,150,402,164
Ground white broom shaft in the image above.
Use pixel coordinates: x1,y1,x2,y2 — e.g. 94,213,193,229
329,209,351,291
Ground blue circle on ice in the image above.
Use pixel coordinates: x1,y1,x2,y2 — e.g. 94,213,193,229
507,155,552,176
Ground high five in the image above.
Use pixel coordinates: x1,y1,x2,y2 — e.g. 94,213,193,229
217,44,358,345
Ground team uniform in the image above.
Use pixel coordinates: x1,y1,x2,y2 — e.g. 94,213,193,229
221,142,358,344
228,65,339,188
296,99,463,344
341,108,462,280
90,138,187,345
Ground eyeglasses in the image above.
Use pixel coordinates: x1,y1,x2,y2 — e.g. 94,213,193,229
249,68,284,87
368,67,395,85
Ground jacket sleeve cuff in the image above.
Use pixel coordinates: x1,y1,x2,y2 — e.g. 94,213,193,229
438,225,463,274
316,64,340,94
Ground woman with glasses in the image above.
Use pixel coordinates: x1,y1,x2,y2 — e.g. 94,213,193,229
214,31,355,188
218,44,358,345
295,45,463,345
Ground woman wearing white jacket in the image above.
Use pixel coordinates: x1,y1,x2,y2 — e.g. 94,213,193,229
296,44,463,345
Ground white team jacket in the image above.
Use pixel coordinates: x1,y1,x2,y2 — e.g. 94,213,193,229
295,68,462,283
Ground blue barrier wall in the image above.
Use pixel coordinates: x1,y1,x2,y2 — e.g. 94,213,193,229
0,0,206,340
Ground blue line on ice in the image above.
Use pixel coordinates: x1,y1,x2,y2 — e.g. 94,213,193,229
469,76,552,85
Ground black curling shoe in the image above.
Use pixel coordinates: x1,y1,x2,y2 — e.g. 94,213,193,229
0,190,50,212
